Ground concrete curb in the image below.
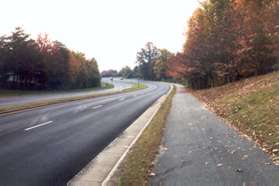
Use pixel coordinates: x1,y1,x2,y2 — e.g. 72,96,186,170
68,85,173,186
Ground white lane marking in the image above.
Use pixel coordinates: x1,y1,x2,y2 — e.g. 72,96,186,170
24,121,53,131
92,105,103,110
119,97,125,101
75,105,88,113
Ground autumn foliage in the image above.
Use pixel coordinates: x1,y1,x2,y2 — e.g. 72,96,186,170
135,42,174,81
168,0,279,89
0,27,100,90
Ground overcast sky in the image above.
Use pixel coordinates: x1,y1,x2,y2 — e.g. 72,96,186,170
0,0,200,71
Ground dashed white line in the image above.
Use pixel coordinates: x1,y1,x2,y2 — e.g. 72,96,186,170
24,121,53,131
92,105,103,110
119,97,125,101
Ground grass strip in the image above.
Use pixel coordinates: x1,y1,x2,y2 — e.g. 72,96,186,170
122,83,147,93
0,83,146,115
115,86,176,186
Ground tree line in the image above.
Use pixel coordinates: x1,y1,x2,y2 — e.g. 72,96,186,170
167,0,279,89
109,42,175,81
101,66,138,79
135,42,174,81
0,27,100,90
103,43,174,81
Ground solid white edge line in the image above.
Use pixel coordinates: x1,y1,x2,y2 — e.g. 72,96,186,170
24,121,53,131
92,105,103,110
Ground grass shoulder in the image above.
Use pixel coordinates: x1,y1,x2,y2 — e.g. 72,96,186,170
190,72,279,163
122,83,147,93
114,86,176,185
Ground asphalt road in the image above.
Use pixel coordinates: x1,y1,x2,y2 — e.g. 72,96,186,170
0,80,169,186
0,77,132,106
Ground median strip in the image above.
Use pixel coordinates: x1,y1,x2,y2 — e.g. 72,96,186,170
0,83,147,115
24,121,53,131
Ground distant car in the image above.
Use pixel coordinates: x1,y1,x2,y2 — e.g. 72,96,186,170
120,77,124,80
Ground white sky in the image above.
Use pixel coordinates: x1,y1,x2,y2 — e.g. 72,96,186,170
0,0,200,71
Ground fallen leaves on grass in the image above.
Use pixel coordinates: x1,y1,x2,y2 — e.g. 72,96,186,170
190,72,279,165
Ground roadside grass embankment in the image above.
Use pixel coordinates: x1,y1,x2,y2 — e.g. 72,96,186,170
115,86,176,185
190,72,279,164
0,82,146,115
